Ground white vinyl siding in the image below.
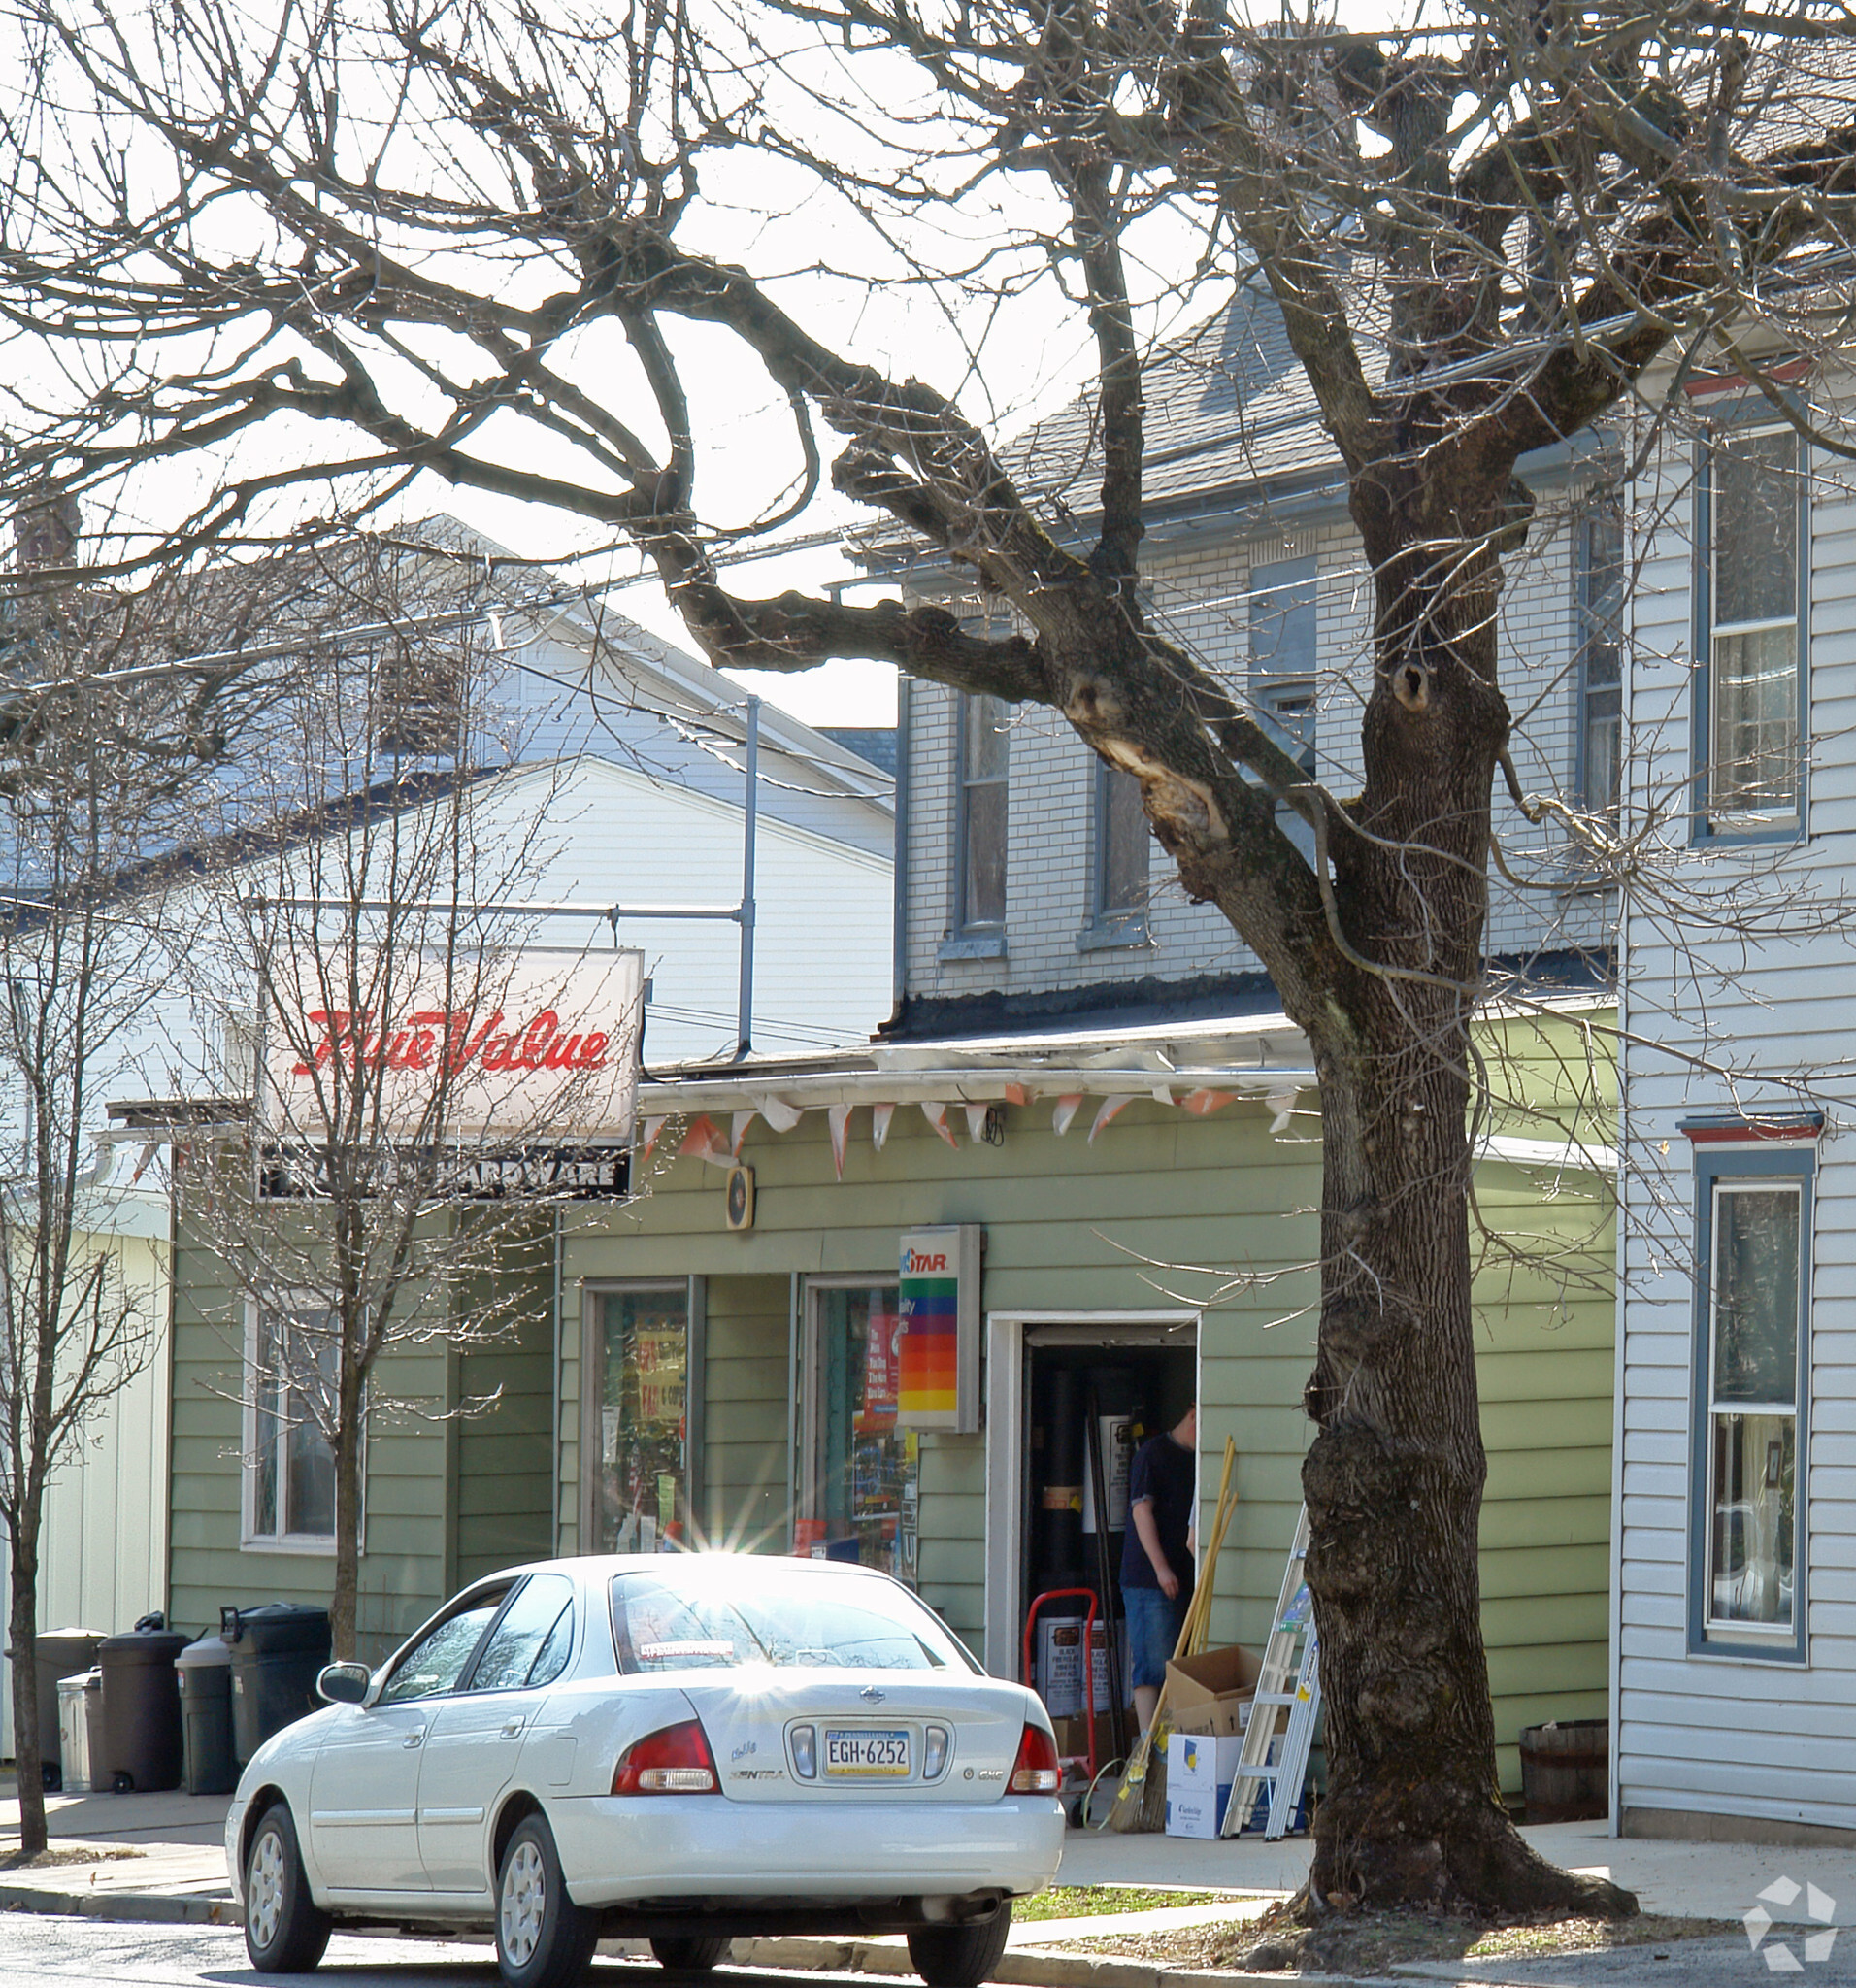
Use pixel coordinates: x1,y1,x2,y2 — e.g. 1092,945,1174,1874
1615,384,1856,1835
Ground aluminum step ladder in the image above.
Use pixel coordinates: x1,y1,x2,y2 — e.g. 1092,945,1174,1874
1221,1504,1319,1840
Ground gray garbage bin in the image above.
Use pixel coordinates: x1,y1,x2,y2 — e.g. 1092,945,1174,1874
82,1671,105,1795
19,1629,104,1789
98,1627,188,1792
56,1672,97,1794
176,1634,236,1796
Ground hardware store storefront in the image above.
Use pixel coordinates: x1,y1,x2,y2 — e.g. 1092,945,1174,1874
547,1011,1618,1796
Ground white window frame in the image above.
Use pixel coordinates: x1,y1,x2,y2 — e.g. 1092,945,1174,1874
241,1296,361,1556
981,1309,1201,1679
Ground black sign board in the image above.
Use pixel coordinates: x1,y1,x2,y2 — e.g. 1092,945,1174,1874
258,1143,631,1201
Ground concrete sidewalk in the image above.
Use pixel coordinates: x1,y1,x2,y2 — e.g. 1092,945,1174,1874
0,1789,1842,1983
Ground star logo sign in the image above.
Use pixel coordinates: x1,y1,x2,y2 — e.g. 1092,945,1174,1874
1745,1876,1838,1972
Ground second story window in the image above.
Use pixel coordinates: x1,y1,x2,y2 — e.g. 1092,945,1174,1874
1093,763,1149,931
1248,555,1317,781
1700,423,1803,832
957,692,1008,931
1575,503,1624,818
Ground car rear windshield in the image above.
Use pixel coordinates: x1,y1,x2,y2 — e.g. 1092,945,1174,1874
610,1564,977,1674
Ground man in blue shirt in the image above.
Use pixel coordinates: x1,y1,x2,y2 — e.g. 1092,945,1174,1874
1119,1404,1197,1733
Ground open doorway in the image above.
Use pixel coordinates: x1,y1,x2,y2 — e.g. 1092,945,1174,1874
982,1314,1198,1686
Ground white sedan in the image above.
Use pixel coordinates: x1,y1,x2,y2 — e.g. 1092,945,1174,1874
225,1554,1066,1988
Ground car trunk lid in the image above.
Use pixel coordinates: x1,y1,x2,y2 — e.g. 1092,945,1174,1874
674,1672,1031,1802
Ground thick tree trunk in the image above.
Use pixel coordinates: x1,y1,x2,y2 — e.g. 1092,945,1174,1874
9,1523,46,1855
1295,475,1633,1916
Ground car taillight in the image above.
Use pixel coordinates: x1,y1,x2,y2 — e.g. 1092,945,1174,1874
612,1719,718,1794
1010,1722,1061,1794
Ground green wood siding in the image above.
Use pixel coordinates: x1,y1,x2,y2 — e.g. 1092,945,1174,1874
170,1014,1615,1790
555,1015,1615,1795
700,1275,790,1554
451,1225,555,1587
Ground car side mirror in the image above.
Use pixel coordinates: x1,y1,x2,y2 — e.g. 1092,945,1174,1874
316,1661,372,1706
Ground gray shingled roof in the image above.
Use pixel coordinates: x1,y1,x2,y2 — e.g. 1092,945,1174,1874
1009,272,1338,521
1003,40,1856,530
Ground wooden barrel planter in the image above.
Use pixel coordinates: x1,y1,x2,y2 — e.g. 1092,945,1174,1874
1518,1718,1608,1823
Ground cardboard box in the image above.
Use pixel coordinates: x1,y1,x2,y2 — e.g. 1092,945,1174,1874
1051,1707,1123,1765
1164,1729,1246,1839
1165,1644,1262,1737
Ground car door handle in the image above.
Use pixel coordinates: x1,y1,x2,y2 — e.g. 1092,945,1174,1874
501,1718,525,1739
403,1728,425,1749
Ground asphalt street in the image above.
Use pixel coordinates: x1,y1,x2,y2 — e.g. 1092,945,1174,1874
0,1913,1850,1988
0,1919,737,1988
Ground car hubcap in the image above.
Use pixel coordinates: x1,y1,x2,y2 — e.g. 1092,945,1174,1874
501,1839,547,1967
249,1829,286,1949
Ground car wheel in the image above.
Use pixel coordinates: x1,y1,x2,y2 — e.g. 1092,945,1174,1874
244,1802,332,1973
907,1905,1013,1988
495,1812,598,1988
650,1936,732,1972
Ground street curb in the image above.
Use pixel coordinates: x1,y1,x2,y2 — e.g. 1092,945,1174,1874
0,1881,234,1927
737,1937,1256,1988
0,1889,1366,1985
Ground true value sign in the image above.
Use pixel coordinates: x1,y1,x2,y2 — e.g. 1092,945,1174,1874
258,946,645,1145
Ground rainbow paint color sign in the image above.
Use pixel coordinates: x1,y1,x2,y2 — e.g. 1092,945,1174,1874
896,1225,982,1432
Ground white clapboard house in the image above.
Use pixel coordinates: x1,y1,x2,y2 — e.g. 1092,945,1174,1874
1612,331,1856,1839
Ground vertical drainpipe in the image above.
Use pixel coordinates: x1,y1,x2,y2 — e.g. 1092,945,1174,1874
891,677,910,1026
734,696,760,1061
1606,492,1635,1840
550,1203,564,1557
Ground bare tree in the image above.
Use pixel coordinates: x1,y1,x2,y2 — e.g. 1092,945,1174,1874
0,496,274,1851
174,548,639,1656
7,0,1856,1911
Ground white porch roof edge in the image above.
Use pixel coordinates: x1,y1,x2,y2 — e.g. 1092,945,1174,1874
637,1009,1318,1117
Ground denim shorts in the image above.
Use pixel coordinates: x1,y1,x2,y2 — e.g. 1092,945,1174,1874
1123,1584,1191,1689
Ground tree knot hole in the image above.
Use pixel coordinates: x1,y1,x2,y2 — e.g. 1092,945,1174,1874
1394,662,1432,712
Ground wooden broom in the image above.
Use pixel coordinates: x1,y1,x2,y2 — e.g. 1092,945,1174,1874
1106,1435,1239,1834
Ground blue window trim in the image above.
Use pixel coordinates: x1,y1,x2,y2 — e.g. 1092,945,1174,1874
1689,410,1809,848
1687,1142,1813,1664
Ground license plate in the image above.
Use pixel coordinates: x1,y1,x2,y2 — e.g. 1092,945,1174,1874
823,1728,911,1777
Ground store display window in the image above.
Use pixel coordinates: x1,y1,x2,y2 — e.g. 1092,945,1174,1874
801,1282,918,1583
591,1284,689,1554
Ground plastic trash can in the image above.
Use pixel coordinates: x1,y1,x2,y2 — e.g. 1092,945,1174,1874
14,1628,104,1789
97,1627,188,1792
176,1634,237,1796
222,1604,332,1765
82,1671,105,1793
56,1671,97,1794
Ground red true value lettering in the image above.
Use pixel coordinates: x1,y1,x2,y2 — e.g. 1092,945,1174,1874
289,1004,611,1079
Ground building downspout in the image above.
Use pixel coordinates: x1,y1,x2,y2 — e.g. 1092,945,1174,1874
551,1204,565,1556
889,677,910,1030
